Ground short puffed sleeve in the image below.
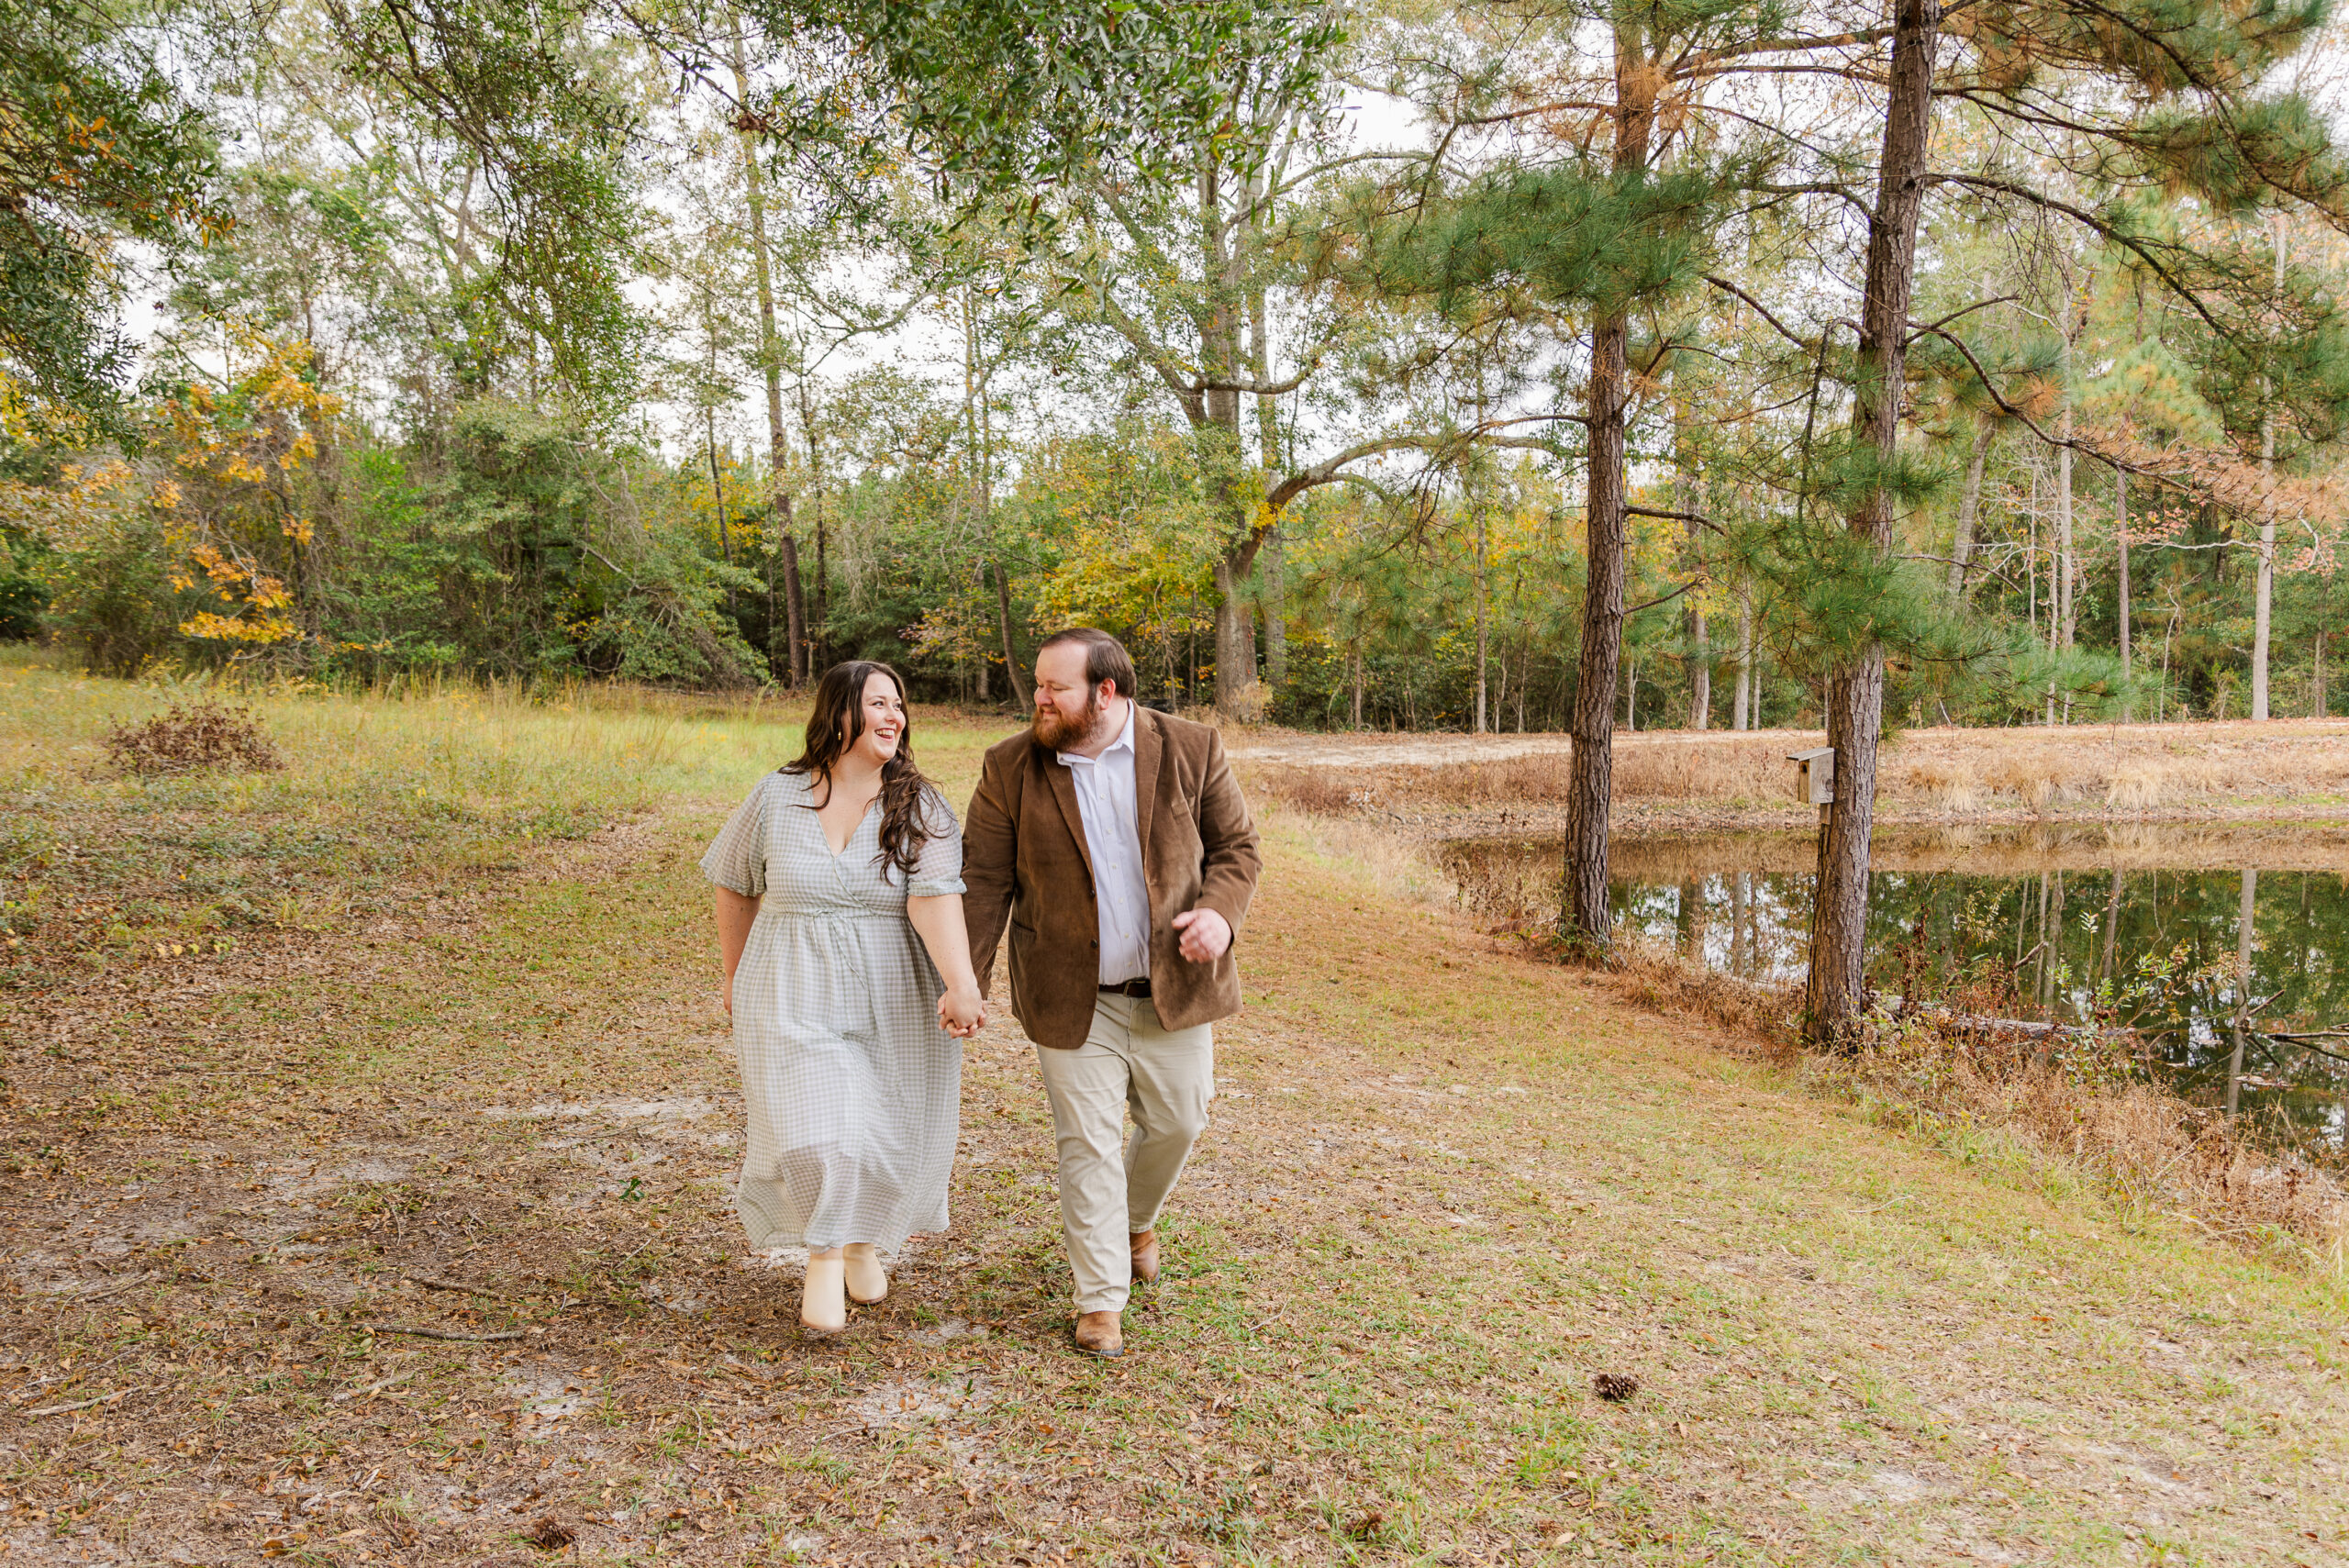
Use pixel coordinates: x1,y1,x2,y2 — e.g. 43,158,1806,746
905,785,965,899
699,774,773,897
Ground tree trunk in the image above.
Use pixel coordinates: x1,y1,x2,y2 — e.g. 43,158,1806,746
1252,284,1286,698
777,526,806,682
1202,148,1260,717
2316,583,2329,717
1213,556,1257,710
2057,294,2077,651
1950,414,1992,599
1475,482,1490,735
2254,221,2284,721
2254,505,2277,720
1263,526,1286,689
729,26,803,685
992,559,1030,707
1560,21,1654,951
707,412,733,621
2115,465,2131,718
1687,607,1710,728
1733,582,1753,730
1805,0,1938,1049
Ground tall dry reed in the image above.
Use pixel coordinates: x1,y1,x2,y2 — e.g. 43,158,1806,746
1252,720,2349,817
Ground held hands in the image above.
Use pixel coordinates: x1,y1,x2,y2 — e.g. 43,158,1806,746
937,985,987,1039
1172,906,1232,963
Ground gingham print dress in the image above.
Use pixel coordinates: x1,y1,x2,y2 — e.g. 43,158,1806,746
700,771,966,1253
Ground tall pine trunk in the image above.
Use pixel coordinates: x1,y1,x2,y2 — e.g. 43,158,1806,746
1686,508,1709,729
2254,219,2284,720
1733,583,1753,730
1560,23,1654,950
2116,465,2132,718
729,28,806,684
1950,414,1991,598
1805,0,1938,1047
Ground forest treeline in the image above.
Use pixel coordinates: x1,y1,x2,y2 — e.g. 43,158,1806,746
10,0,2349,1035
8,0,2345,733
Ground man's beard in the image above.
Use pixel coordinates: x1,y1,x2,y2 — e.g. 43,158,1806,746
1032,692,1101,752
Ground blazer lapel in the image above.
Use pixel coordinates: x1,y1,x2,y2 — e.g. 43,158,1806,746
1132,704,1162,875
1041,743,1097,887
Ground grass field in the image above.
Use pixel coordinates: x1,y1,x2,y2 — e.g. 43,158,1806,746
3,658,2345,1565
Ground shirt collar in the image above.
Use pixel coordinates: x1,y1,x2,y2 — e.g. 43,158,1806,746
1057,700,1136,767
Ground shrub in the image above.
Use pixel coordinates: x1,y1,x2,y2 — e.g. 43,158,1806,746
102,701,284,776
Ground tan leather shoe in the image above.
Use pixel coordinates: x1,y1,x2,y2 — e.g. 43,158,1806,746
843,1243,887,1306
1130,1229,1160,1284
800,1254,847,1339
1072,1309,1124,1359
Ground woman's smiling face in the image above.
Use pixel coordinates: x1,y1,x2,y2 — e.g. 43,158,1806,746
847,670,907,767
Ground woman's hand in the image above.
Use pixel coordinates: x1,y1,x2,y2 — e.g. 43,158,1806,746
713,887,759,1022
937,985,986,1038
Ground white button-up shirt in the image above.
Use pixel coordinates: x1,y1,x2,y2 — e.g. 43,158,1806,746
1058,702,1151,984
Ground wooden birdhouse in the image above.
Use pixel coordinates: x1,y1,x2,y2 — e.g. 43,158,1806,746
1787,746,1835,806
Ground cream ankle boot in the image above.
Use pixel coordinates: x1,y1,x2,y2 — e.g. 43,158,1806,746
844,1243,887,1305
800,1252,847,1338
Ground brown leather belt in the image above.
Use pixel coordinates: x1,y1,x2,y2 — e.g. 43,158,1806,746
1098,977,1152,998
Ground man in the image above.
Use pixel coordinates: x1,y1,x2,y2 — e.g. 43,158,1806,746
963,628,1263,1359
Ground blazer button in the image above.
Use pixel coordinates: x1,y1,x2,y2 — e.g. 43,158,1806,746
1089,940,1099,949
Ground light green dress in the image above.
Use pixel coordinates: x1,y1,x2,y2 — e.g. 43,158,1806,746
700,771,966,1251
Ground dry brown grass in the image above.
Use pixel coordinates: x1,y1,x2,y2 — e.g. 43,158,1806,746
1571,926,2349,1273
1254,735,1792,811
1247,718,2349,819
1829,1022,2349,1266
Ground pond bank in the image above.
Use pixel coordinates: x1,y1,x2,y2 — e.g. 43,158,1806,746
1235,717,2349,838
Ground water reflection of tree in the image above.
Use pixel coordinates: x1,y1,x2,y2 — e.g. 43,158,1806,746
1588,854,2349,1132
1459,840,2348,1129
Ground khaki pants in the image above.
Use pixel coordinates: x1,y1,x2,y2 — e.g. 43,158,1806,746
1034,993,1215,1314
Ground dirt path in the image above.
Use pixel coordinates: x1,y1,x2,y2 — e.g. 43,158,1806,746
1,784,2342,1566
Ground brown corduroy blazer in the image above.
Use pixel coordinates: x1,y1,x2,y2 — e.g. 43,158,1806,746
962,706,1263,1049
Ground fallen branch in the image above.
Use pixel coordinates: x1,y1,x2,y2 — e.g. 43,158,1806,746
373,1326,527,1343
27,1385,143,1418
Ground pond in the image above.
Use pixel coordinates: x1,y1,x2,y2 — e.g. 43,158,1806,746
1442,823,2349,1137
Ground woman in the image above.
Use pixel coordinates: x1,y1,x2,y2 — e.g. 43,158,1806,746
702,662,986,1336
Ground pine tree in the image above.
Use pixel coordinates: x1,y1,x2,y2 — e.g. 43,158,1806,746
1801,0,2349,1043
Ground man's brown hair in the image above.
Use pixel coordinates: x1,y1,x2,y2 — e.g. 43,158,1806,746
1037,628,1138,698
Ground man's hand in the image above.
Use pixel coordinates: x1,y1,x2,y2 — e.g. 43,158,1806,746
1172,906,1232,963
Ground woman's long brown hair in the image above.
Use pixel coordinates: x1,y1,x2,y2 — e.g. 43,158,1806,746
782,661,935,877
